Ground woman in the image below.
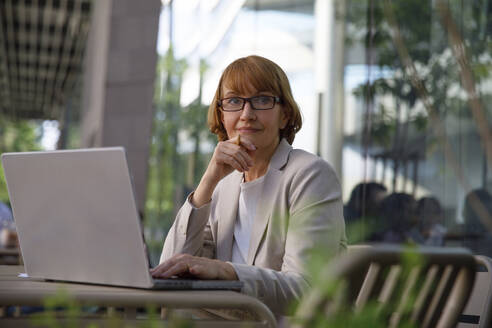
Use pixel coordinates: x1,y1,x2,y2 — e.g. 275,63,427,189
151,55,346,315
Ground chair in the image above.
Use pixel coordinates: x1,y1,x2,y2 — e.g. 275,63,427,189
295,245,476,328
0,247,20,265
457,255,492,327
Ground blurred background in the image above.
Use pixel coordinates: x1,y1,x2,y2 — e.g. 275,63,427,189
0,0,490,265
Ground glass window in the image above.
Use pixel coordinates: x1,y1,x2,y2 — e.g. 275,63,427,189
342,0,492,254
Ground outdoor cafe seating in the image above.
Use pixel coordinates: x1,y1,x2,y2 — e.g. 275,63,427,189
1,244,492,327
295,245,490,328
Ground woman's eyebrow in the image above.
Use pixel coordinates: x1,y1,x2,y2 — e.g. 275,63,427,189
255,90,274,95
223,91,239,97
223,90,273,97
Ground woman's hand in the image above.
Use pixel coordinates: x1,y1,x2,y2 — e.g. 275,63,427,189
150,254,238,280
208,135,256,181
191,136,255,207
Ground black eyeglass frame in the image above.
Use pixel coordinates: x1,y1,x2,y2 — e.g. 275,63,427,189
217,96,281,112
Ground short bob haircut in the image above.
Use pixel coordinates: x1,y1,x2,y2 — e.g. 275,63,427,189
207,55,302,145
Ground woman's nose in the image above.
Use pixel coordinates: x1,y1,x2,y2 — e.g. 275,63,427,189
240,101,256,120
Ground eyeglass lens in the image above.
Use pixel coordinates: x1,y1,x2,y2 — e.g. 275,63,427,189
222,96,275,111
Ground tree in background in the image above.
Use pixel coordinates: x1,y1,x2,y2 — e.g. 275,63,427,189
0,116,42,203
345,0,491,191
145,48,186,264
145,50,216,265
181,59,216,189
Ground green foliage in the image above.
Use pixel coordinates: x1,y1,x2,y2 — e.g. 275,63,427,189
30,288,82,328
0,165,8,204
0,119,42,153
146,48,187,265
294,302,388,328
345,218,375,244
0,116,42,203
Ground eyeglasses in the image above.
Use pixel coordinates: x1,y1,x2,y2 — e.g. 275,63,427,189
218,96,281,112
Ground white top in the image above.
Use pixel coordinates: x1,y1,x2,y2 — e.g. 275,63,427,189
231,175,265,264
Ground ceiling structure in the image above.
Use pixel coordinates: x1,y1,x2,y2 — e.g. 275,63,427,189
0,0,92,121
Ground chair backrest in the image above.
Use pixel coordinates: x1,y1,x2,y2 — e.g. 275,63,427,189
458,255,492,328
296,245,476,328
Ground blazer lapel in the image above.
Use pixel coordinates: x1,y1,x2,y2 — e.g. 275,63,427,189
246,139,292,265
246,169,281,265
216,171,242,261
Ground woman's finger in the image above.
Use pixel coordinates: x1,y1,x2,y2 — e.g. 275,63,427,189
229,137,256,164
217,146,248,171
150,254,186,276
150,260,174,276
221,153,246,172
189,264,203,276
237,137,256,152
189,262,218,279
235,148,254,167
219,143,252,170
154,257,226,280
156,261,189,279
225,142,253,166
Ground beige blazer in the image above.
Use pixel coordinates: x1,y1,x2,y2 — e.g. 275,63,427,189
160,139,347,314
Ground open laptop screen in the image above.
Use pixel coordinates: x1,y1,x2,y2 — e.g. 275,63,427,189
2,148,154,288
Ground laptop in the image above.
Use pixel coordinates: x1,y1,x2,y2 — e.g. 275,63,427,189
1,147,243,291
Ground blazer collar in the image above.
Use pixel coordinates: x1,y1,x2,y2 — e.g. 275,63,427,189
269,138,292,171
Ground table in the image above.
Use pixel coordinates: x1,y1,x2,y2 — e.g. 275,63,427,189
0,266,277,327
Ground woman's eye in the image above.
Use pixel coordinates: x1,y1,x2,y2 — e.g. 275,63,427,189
226,97,242,105
256,96,271,105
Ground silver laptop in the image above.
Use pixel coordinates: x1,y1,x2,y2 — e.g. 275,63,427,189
1,147,242,291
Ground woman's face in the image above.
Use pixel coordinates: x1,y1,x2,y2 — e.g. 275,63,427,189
220,83,288,153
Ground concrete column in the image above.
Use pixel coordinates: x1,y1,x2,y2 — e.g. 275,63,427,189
314,0,346,180
80,0,160,213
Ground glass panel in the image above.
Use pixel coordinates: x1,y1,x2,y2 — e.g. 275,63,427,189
342,0,492,254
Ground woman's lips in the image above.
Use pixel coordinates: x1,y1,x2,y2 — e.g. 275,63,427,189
237,128,260,134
